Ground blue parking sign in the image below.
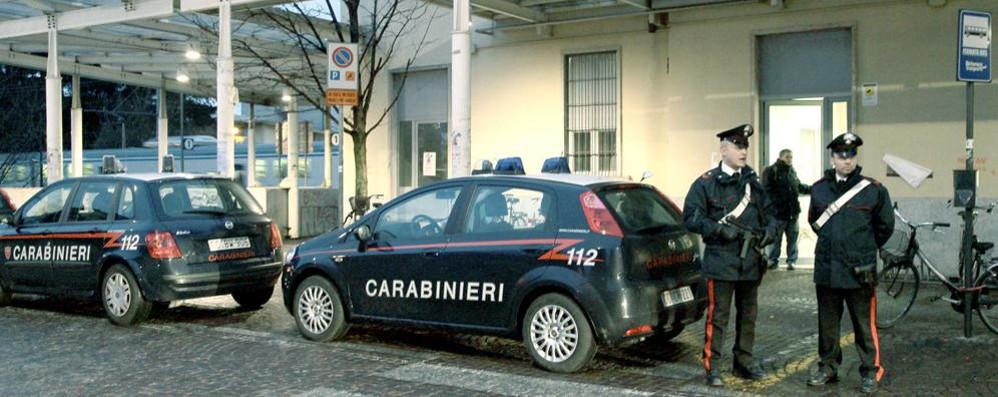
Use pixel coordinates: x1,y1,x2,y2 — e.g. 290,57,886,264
958,10,991,82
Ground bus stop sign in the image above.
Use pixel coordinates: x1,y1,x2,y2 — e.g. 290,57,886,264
958,10,992,82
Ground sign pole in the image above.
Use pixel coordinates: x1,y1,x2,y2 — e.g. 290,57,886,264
962,81,975,338
956,9,990,338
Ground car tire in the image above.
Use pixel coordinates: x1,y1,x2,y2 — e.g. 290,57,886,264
522,293,596,373
151,301,170,316
293,276,348,342
101,264,152,326
232,286,274,309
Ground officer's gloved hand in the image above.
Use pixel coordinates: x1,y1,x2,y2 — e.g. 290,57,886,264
756,228,776,248
717,225,740,241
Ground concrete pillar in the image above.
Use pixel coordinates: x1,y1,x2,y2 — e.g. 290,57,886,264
450,0,471,178
157,87,168,172
287,96,300,238
71,73,83,177
247,103,256,187
215,0,236,177
45,23,64,184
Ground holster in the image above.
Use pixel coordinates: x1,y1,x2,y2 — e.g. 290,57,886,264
853,263,877,285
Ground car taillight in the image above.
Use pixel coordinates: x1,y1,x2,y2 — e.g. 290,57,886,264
270,223,283,250
146,231,181,259
579,191,623,237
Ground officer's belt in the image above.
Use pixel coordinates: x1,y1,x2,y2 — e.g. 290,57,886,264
718,183,751,225
811,179,871,230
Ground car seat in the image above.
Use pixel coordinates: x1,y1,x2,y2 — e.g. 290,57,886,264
161,192,184,215
475,193,512,233
90,192,112,221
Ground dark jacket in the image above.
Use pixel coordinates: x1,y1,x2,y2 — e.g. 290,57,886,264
808,166,894,289
683,164,777,281
761,159,811,221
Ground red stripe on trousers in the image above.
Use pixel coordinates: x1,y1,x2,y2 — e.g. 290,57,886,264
870,288,884,381
703,278,715,371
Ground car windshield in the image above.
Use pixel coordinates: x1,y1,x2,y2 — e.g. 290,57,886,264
599,186,683,235
157,179,264,218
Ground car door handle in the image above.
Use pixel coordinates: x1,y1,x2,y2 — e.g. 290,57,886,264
423,251,440,257
521,248,545,255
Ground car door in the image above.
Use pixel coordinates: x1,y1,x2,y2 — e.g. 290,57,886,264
50,180,118,293
0,182,76,291
343,184,464,321
432,183,559,329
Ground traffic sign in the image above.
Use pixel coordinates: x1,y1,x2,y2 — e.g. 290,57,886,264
958,10,991,82
327,44,359,90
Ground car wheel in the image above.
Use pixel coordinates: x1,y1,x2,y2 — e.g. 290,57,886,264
522,293,596,373
231,286,274,309
101,264,152,326
293,276,348,342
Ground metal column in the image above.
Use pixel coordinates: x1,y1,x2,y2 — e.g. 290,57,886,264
215,0,236,177
323,106,332,188
70,72,83,177
45,21,63,184
449,0,471,178
157,87,168,172
287,96,300,238
247,103,256,187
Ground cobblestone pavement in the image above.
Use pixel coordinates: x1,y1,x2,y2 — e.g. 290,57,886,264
2,264,998,396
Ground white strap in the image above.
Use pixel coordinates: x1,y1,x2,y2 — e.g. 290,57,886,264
719,183,752,224
812,179,872,230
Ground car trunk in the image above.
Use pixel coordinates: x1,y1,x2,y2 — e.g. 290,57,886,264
172,216,274,265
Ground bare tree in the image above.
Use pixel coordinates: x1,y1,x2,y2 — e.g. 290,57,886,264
192,0,441,201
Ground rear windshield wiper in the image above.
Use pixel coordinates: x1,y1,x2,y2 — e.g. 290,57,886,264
182,209,229,216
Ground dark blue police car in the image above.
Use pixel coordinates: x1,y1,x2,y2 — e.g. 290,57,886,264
282,172,706,372
0,174,283,326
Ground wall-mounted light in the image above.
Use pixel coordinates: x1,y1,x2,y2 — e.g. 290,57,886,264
176,71,190,83
281,88,292,102
185,49,201,60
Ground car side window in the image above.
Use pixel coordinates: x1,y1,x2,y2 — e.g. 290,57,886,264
115,184,136,221
21,185,74,225
466,186,551,234
67,181,117,222
375,187,461,241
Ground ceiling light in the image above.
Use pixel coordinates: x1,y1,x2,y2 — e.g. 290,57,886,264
185,49,201,60
176,72,190,83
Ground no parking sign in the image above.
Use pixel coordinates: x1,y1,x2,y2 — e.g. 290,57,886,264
327,43,359,106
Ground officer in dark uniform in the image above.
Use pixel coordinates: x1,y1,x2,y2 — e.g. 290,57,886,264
806,133,894,394
683,124,778,387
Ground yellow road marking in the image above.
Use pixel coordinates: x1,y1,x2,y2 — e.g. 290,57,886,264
722,333,856,393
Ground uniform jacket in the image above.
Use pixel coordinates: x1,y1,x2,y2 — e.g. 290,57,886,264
683,163,777,281
761,159,811,221
808,166,894,289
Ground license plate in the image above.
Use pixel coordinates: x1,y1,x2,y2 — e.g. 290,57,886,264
208,237,251,252
662,286,694,307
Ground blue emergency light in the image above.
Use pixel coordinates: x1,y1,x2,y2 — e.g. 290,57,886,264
541,157,571,174
494,157,525,175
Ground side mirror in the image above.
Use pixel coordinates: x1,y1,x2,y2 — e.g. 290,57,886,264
640,171,653,182
355,225,372,253
355,225,372,242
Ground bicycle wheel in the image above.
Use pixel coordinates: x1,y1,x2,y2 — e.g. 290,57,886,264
876,260,919,329
975,265,998,335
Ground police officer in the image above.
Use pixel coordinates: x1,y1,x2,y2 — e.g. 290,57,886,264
684,124,777,387
806,133,893,394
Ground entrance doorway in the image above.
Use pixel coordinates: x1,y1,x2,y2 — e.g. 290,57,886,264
393,68,449,194
758,28,852,265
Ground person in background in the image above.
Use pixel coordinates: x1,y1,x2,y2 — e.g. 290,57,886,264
761,149,811,271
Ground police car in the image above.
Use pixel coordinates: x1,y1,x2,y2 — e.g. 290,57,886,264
282,159,707,373
0,174,283,326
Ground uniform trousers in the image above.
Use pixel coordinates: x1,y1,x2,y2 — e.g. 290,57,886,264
703,278,759,371
816,284,884,380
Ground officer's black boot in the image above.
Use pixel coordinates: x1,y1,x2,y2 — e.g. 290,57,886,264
705,369,724,387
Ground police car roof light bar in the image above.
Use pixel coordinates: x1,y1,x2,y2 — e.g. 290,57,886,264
541,156,571,174
471,159,494,175
494,157,525,175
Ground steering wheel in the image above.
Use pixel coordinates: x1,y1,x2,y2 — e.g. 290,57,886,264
411,214,442,237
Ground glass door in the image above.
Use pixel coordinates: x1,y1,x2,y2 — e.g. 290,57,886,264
762,96,851,264
396,120,448,194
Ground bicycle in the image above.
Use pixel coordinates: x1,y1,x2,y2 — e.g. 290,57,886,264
875,202,998,334
342,194,384,227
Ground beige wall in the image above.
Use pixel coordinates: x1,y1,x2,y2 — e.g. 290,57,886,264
349,0,998,206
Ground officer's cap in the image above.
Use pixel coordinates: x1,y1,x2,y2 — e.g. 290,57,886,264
827,132,863,158
716,124,753,149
